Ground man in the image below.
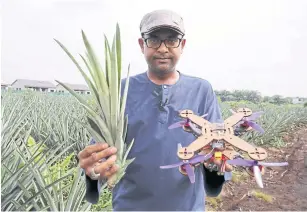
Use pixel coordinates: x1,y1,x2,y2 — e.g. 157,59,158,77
78,9,232,211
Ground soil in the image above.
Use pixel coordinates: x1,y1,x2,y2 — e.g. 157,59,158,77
206,126,307,211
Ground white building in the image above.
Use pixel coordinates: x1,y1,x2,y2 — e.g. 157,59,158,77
56,83,91,94
292,97,306,104
1,82,10,91
10,79,56,92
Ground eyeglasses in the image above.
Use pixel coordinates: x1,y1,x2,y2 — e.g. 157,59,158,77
143,38,182,49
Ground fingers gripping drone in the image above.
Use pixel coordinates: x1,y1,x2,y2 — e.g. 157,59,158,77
160,108,289,188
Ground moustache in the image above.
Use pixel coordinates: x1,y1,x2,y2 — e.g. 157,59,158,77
153,55,172,59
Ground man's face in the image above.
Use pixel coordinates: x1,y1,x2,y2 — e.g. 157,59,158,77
138,28,186,75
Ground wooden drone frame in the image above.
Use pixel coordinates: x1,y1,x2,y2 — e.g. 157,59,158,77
176,108,268,163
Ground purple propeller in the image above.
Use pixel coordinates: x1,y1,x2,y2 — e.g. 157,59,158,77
168,120,188,129
245,120,265,134
235,111,265,134
184,164,195,183
226,158,288,188
226,158,289,167
246,111,264,120
244,111,265,133
160,153,213,183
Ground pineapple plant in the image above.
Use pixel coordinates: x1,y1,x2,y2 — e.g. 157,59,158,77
54,23,135,188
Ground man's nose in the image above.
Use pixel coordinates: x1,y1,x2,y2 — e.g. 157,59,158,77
157,41,168,53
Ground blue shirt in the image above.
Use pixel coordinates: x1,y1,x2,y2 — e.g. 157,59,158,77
85,71,231,211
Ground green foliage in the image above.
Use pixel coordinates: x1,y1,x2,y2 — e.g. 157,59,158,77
90,188,113,211
1,87,307,211
54,24,135,188
251,190,273,203
215,89,306,106
205,195,222,210
231,170,249,183
215,89,262,103
43,152,75,186
18,136,46,169
216,96,222,104
1,92,92,211
220,101,307,147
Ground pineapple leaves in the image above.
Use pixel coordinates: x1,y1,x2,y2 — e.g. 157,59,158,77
53,39,100,107
55,81,113,145
81,30,109,95
54,23,135,188
115,23,122,93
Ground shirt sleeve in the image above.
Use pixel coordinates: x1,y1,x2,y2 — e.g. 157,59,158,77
85,175,99,203
85,173,108,204
201,81,232,196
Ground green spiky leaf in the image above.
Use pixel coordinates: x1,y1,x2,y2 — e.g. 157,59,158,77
54,23,135,190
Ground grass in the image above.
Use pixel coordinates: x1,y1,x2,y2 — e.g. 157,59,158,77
90,188,113,211
251,190,273,203
231,170,250,183
205,195,222,211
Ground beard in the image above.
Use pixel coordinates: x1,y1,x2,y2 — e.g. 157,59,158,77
147,55,176,77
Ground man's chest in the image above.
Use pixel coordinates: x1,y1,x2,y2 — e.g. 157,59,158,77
122,84,202,162
122,85,210,152
125,84,205,126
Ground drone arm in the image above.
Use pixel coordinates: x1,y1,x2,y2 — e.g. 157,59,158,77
188,114,211,127
224,136,256,152
186,135,212,153
222,149,238,160
224,113,245,127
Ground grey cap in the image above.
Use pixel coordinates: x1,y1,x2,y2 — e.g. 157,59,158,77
140,9,185,36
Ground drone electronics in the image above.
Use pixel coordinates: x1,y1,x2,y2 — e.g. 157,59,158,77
160,108,289,188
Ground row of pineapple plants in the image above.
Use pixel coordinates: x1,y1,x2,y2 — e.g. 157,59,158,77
221,100,307,147
1,91,93,211
2,89,306,211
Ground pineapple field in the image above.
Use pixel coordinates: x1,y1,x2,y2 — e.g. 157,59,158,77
1,89,307,211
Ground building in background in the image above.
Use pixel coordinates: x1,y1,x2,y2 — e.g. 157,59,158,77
56,83,91,94
2,79,91,95
10,79,56,92
1,82,10,91
292,97,306,104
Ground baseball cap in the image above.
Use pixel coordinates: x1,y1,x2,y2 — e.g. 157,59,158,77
140,9,185,36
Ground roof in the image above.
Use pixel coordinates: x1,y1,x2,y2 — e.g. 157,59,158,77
1,82,10,86
11,79,56,88
57,83,89,91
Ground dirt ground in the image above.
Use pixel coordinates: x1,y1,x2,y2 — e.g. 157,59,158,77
205,126,307,211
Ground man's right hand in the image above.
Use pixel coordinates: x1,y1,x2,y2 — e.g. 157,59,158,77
78,143,119,180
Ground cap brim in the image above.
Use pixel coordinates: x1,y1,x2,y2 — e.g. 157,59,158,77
143,25,184,35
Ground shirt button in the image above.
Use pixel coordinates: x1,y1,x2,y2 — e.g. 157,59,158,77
163,85,167,89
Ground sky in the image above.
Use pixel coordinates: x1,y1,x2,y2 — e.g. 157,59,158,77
1,0,307,97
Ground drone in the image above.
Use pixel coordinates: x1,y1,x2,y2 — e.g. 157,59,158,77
160,108,288,188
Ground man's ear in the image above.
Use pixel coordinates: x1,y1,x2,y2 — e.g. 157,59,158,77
138,38,145,54
180,39,186,53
